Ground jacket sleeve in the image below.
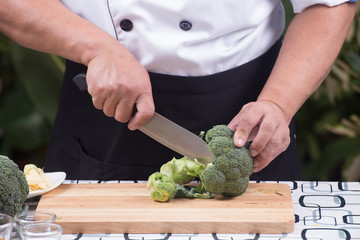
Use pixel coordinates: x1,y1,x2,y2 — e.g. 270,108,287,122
290,0,359,13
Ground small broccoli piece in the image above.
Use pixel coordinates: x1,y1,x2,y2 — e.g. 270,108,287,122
160,156,206,184
147,172,177,202
0,155,29,217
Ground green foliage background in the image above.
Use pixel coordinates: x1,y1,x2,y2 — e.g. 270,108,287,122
0,2,359,180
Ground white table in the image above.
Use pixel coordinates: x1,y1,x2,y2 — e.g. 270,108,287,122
20,181,360,240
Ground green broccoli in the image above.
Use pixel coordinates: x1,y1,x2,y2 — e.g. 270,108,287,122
159,156,206,184
198,165,225,193
0,155,29,217
207,136,234,157
147,170,211,202
200,125,253,197
222,176,250,197
204,124,234,143
147,125,253,202
147,172,177,202
225,148,253,177
173,183,211,199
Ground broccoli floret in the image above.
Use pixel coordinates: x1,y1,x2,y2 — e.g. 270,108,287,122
207,136,234,157
204,125,234,143
222,176,250,197
160,156,206,185
0,155,29,217
147,172,177,202
199,165,226,193
225,148,253,177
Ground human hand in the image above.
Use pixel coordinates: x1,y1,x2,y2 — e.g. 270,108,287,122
85,46,154,130
228,100,291,172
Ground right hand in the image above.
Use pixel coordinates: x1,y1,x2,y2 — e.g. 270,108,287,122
85,44,155,130
0,0,156,130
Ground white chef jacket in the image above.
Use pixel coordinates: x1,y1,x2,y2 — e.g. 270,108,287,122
61,0,355,76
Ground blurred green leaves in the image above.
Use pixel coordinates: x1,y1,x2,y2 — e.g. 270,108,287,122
0,36,64,163
296,4,360,181
10,42,64,124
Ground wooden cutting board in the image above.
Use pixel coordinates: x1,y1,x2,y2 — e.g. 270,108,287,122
36,183,294,234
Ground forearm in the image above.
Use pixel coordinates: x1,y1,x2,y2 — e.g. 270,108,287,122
0,0,121,66
258,3,356,123
0,0,154,128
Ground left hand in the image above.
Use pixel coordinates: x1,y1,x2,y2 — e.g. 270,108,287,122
228,100,291,172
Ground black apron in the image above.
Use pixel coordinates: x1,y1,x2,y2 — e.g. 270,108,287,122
44,39,301,181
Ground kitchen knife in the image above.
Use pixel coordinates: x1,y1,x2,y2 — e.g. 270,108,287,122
72,73,214,164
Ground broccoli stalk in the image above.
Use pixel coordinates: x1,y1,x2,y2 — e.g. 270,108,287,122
174,183,212,199
147,125,253,202
147,170,211,202
159,156,206,184
0,155,29,216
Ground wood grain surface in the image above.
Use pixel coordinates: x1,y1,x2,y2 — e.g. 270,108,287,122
36,183,294,234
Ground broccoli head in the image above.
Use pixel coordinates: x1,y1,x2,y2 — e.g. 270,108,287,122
0,155,29,217
200,125,253,197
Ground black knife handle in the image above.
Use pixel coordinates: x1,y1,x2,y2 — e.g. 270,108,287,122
73,73,88,91
73,73,138,115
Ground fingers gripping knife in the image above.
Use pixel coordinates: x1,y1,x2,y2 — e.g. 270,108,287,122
72,73,214,165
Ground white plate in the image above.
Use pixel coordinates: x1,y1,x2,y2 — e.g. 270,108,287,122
26,172,66,199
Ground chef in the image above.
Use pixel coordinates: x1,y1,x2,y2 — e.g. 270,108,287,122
0,1,357,180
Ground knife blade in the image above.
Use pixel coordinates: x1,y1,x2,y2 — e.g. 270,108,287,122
72,73,214,164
